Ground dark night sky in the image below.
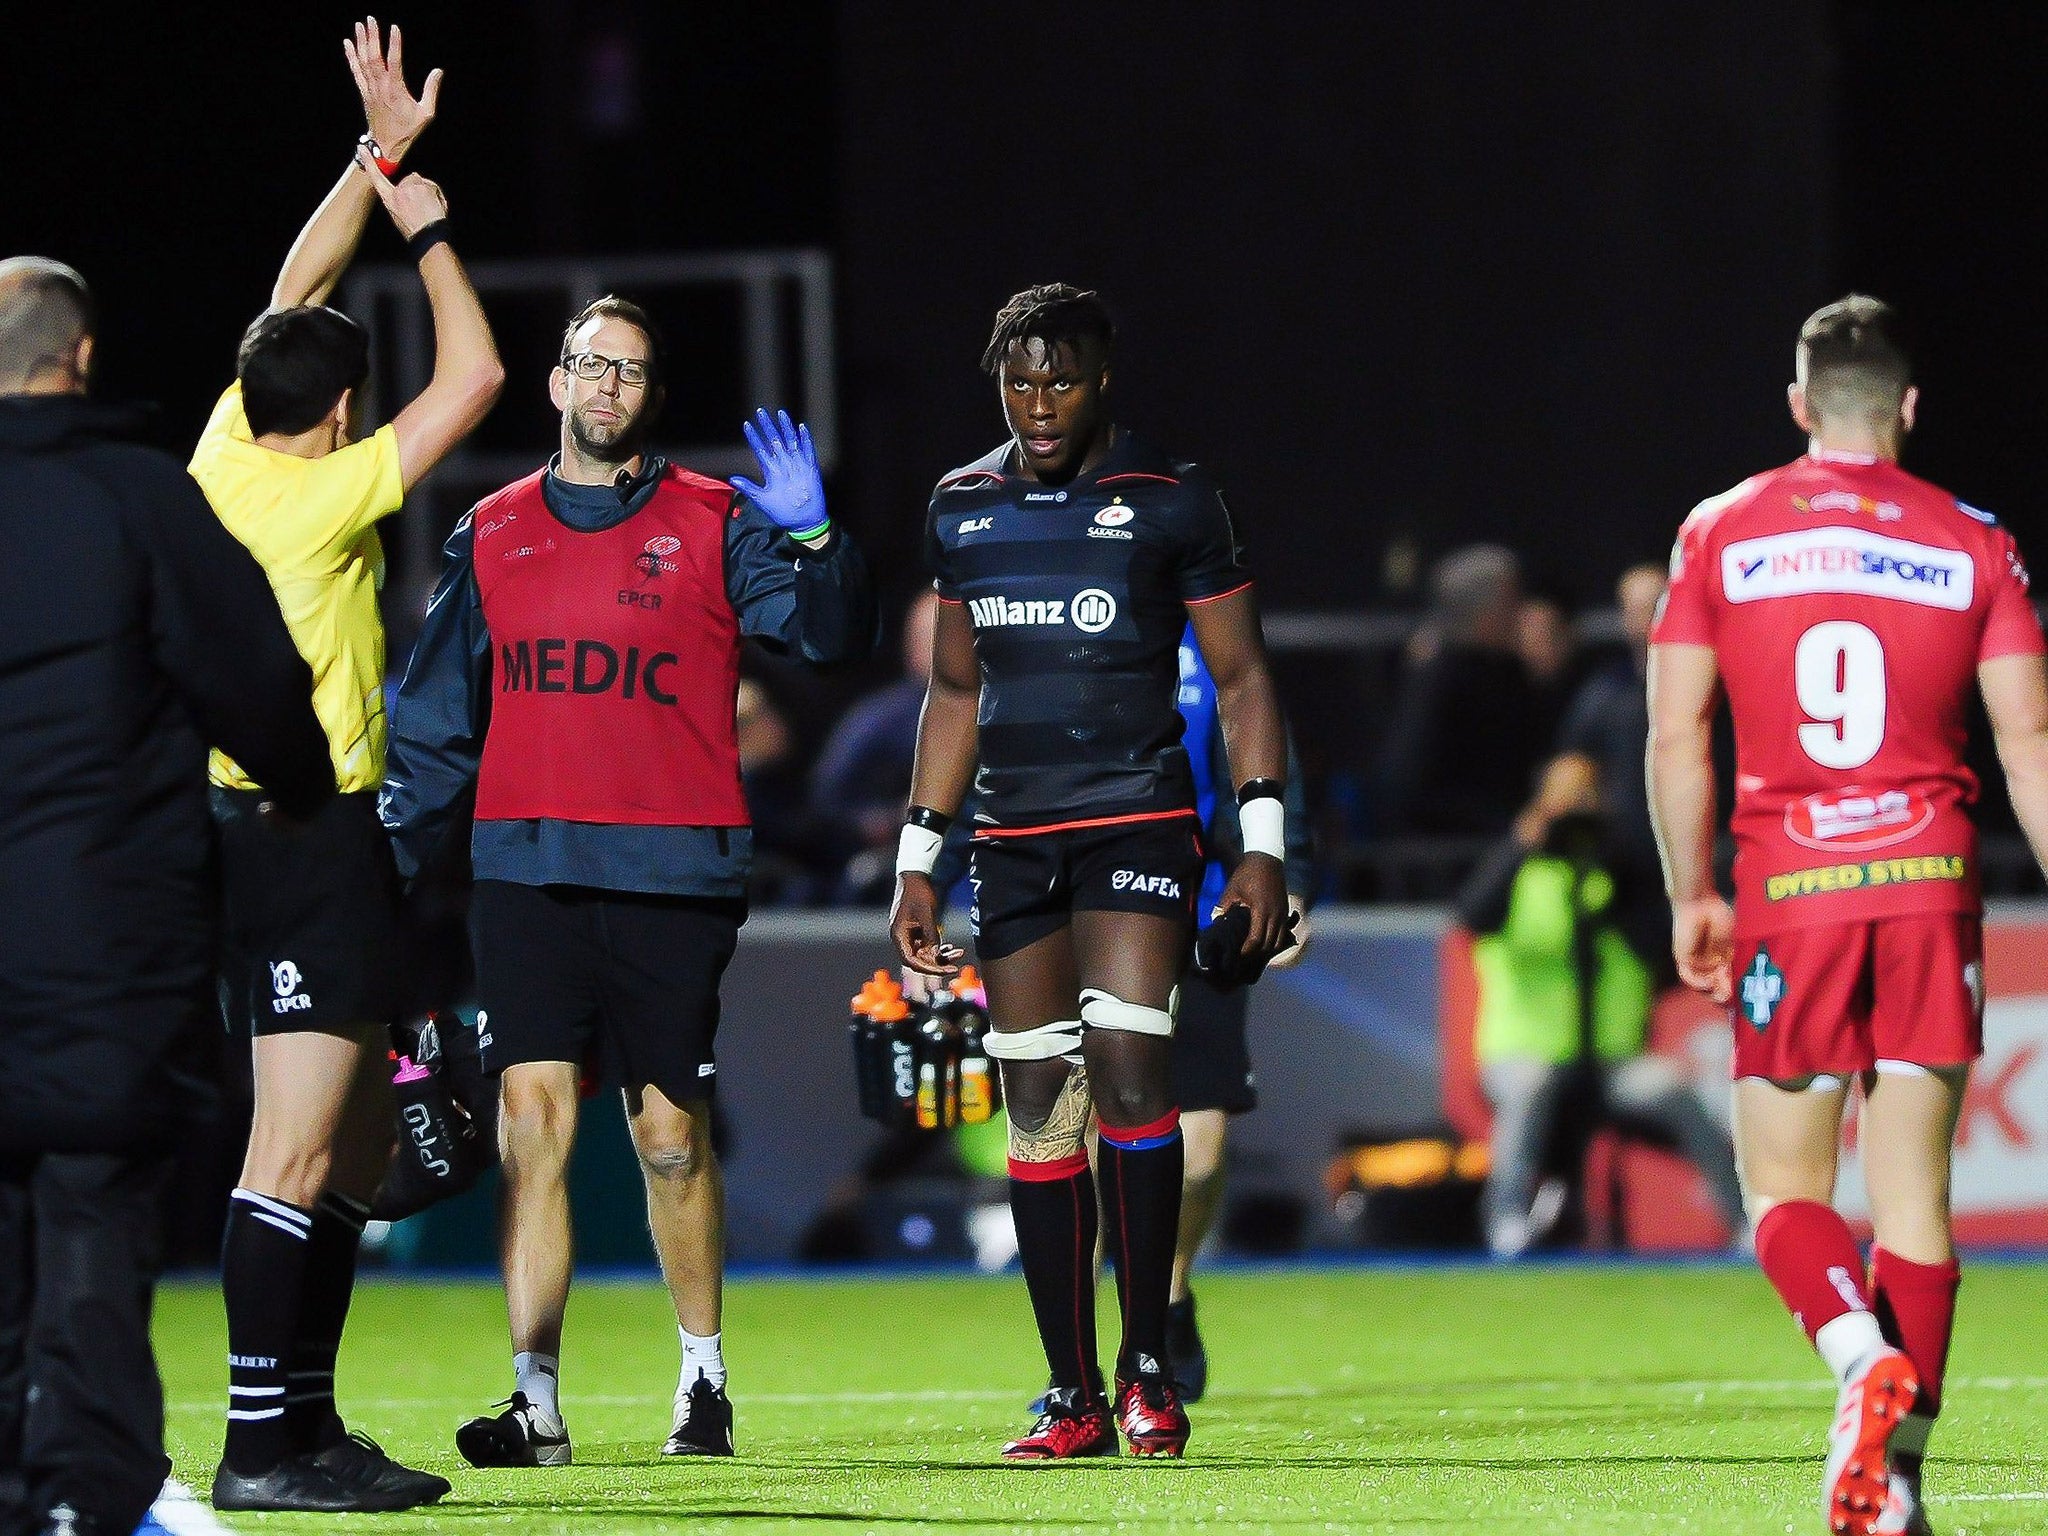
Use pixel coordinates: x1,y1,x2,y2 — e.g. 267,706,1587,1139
4,1,2044,618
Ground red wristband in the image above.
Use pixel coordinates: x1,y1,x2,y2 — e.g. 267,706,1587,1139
357,133,402,179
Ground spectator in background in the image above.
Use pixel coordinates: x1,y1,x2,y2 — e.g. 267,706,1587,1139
1458,758,1744,1257
1378,545,1548,837
1551,563,1671,964
1517,586,1578,747
811,593,939,868
736,675,825,903
812,590,940,901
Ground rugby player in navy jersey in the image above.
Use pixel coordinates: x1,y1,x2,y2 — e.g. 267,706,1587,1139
891,286,1291,1459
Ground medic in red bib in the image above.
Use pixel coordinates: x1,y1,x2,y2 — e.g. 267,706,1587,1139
381,295,875,1467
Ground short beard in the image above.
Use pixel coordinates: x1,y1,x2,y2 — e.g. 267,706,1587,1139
567,403,648,467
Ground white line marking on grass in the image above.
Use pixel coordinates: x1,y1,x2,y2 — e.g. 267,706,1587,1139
161,1373,2048,1416
1941,1491,2048,1503
167,1376,2048,1425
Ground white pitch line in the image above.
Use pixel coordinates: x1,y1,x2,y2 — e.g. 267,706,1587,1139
1940,1491,2048,1503
162,1374,2048,1415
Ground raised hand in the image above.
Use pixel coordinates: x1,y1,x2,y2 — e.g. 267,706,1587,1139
730,408,828,536
344,16,443,160
356,150,449,240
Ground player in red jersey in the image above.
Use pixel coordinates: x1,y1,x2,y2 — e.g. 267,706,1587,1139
1648,296,2048,1536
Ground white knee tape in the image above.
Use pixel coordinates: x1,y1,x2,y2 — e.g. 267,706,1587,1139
983,1019,1085,1063
1079,987,1177,1038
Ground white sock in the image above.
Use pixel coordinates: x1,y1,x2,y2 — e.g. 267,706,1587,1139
679,1328,726,1393
1814,1310,1888,1387
514,1351,561,1422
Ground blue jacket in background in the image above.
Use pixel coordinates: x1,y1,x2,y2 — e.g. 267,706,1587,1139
932,626,1313,916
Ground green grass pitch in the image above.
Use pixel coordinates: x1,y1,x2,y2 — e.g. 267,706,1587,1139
154,1262,2048,1534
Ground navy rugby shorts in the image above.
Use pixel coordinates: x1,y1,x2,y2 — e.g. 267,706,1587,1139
968,814,1202,963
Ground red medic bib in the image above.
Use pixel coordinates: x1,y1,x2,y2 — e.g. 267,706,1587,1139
471,466,748,827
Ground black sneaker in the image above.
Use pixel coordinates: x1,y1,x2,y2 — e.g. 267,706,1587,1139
1166,1294,1209,1403
456,1392,572,1468
211,1453,411,1513
662,1371,734,1456
312,1430,451,1508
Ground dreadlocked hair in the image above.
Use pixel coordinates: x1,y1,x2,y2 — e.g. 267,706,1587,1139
980,284,1115,377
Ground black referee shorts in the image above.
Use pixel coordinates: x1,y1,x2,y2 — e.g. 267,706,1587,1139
213,787,403,1037
1171,966,1257,1115
469,881,744,1107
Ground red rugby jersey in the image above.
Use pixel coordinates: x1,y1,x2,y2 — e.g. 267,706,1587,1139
1652,450,2043,932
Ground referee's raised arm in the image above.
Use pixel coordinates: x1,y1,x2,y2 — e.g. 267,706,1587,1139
356,154,504,488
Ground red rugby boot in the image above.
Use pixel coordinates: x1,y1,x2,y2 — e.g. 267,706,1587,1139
1824,1348,1919,1536
1115,1372,1190,1459
1000,1386,1117,1461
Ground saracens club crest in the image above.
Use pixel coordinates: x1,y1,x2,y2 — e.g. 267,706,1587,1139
635,534,682,582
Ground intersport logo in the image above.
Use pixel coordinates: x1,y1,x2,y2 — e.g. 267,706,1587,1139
1720,527,1973,610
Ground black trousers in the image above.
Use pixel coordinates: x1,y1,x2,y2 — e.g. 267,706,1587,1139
0,1150,173,1536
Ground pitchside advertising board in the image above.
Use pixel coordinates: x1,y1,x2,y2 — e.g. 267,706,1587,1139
1443,905,2048,1249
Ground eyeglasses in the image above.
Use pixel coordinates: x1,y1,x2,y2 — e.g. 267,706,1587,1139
562,350,653,388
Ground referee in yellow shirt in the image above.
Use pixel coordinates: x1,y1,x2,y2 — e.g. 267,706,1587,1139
188,19,502,1514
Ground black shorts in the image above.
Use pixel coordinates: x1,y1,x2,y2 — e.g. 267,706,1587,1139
1172,966,1256,1114
968,815,1203,963
469,880,745,1105
214,787,403,1037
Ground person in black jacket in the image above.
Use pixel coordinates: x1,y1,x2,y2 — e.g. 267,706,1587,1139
0,257,333,1536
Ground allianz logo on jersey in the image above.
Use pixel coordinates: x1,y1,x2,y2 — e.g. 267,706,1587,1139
1720,527,1974,611
967,588,1118,634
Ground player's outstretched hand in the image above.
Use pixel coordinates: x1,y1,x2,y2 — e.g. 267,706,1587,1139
344,16,443,160
731,409,828,535
891,873,961,980
1263,894,1313,970
357,151,449,240
1217,852,1289,960
1672,895,1735,1003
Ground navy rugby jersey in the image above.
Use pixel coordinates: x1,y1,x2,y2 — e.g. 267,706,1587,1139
926,430,1251,830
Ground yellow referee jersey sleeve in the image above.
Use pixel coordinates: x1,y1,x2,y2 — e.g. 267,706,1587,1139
189,383,405,794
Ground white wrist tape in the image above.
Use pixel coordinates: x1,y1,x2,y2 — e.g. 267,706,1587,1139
1239,796,1285,861
896,822,944,876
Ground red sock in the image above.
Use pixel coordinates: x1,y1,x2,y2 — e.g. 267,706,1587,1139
1872,1248,1960,1419
1753,1200,1872,1344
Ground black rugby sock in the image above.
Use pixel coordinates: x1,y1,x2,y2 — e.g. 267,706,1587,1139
221,1188,313,1474
1009,1155,1102,1399
286,1191,370,1454
1097,1110,1185,1383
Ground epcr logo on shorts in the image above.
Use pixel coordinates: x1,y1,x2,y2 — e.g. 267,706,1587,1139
269,959,313,1014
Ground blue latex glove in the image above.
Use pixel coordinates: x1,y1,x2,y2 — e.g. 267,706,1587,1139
731,408,829,540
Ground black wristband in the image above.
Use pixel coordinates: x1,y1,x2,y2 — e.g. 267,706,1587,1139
1237,777,1284,806
407,220,451,263
906,805,954,835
